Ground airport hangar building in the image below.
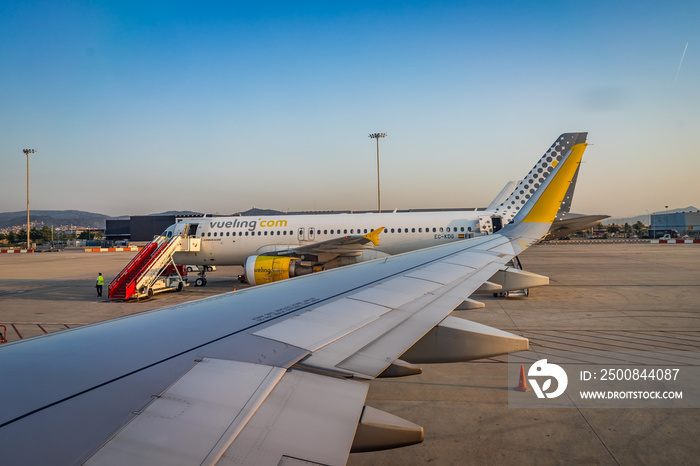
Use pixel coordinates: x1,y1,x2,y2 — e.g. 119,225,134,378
105,215,205,244
649,206,700,238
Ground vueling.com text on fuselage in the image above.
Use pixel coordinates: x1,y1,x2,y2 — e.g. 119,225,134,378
208,219,288,232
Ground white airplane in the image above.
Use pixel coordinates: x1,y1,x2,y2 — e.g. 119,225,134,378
0,133,588,464
161,133,588,286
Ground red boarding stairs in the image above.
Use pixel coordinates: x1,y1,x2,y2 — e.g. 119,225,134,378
108,235,185,300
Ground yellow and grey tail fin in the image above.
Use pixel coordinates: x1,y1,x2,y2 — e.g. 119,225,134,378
492,133,588,225
500,133,588,239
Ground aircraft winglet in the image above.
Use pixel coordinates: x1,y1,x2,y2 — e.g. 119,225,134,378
363,227,385,246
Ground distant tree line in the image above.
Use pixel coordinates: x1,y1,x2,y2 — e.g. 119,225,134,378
604,221,647,238
0,226,103,245
569,221,648,239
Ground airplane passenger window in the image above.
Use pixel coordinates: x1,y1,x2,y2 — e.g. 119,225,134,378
447,227,450,232
245,232,249,236
350,229,354,234
432,228,436,232
331,229,334,234
258,231,261,236
277,231,281,235
391,228,395,233
283,231,287,235
324,230,328,234
461,227,465,232
412,228,415,233
419,228,422,232
207,232,211,237
344,229,347,234
264,231,268,236
213,232,217,237
440,227,444,232
226,232,230,236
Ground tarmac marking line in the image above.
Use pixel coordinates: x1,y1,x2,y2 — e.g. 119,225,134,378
592,330,700,349
11,323,23,339
553,330,696,351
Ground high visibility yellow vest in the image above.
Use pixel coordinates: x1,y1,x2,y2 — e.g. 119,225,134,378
97,276,104,286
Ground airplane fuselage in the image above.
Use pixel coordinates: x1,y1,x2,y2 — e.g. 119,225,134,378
169,211,489,266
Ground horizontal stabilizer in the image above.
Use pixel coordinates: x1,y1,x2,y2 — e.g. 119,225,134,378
399,316,529,363
487,180,518,210
351,406,424,452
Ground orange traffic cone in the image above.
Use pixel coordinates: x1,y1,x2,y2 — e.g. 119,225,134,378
515,365,532,392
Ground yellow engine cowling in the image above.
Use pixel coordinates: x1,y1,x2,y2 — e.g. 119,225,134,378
243,255,313,286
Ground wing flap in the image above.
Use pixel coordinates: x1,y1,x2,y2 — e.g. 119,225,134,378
298,250,509,378
252,274,449,355
221,370,368,465
335,261,506,378
404,261,475,284
347,275,442,308
253,298,390,351
86,359,286,466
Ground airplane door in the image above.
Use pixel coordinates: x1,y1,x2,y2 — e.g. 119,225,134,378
298,228,305,241
309,227,315,241
492,217,503,232
184,223,199,237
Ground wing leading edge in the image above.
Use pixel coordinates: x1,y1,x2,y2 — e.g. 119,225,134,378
0,133,588,465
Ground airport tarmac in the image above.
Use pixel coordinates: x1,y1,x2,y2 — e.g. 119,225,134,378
1,243,699,464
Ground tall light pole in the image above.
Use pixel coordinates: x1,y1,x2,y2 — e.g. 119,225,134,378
369,133,386,213
23,149,36,249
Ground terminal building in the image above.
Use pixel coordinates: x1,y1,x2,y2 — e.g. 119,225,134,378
649,206,700,238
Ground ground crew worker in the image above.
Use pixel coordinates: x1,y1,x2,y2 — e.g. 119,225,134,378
96,272,104,297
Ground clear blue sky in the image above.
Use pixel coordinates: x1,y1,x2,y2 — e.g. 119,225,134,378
1,1,697,218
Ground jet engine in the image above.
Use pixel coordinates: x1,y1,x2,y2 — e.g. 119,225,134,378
243,255,314,286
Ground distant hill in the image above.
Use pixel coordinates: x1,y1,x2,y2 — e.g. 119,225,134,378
239,208,285,216
0,210,111,231
149,211,204,216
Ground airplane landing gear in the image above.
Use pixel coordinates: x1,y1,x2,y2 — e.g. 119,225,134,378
194,266,208,287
